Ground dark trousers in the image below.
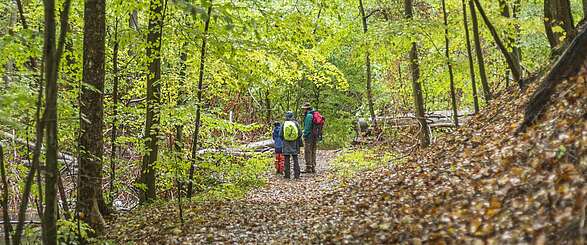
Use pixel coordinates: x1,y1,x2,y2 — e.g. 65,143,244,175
304,137,317,172
284,154,300,179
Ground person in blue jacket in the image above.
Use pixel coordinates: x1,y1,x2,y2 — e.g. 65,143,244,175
279,111,302,179
272,122,285,174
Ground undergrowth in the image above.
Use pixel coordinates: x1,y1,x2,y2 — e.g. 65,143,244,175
330,148,397,179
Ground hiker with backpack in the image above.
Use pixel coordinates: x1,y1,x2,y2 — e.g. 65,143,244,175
301,102,324,174
279,111,303,179
272,122,285,175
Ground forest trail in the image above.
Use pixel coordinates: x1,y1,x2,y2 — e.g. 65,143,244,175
107,150,347,244
246,150,340,204
171,150,343,244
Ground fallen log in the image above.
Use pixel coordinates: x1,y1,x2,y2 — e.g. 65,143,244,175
0,220,41,225
0,131,76,164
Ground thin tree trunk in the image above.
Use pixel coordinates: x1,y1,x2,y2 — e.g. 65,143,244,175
512,0,522,71
0,144,11,245
15,0,28,29
405,0,430,147
188,2,213,198
57,172,70,219
15,0,38,69
359,0,377,130
110,19,120,206
174,46,187,221
473,0,523,87
265,89,271,123
499,0,522,84
462,0,479,114
544,0,575,49
36,159,44,219
140,0,166,203
43,0,72,243
43,0,58,242
14,61,45,245
469,0,492,103
442,0,459,127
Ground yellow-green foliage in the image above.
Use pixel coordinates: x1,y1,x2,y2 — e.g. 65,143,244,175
331,149,394,179
193,153,272,201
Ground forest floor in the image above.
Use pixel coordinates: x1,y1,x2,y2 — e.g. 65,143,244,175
106,68,586,244
106,150,348,244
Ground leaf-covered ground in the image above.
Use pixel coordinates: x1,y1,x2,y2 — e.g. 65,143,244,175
107,70,586,244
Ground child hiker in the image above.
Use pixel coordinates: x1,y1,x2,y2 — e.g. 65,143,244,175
272,121,285,174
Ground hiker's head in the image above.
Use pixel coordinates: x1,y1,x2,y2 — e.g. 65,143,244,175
301,102,312,113
273,121,281,127
285,111,294,120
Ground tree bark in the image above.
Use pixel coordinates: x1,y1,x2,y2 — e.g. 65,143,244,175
519,23,587,132
512,0,522,73
441,0,459,127
544,0,575,49
0,144,11,245
405,0,430,147
42,0,72,243
359,0,377,130
188,2,213,198
469,0,492,103
140,0,166,203
473,0,523,88
78,0,106,234
462,0,479,114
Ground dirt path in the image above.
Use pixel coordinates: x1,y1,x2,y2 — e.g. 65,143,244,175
246,150,339,203
170,150,341,244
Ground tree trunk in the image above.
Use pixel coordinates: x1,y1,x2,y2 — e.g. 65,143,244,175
188,2,213,198
544,0,575,49
43,0,72,243
175,49,187,152
519,22,587,132
15,0,38,69
57,172,70,219
499,0,523,84
110,19,120,206
405,0,430,147
0,144,11,245
462,0,479,114
14,67,46,245
473,0,523,88
469,0,492,103
265,89,271,123
442,0,459,127
174,44,187,222
359,0,377,130
140,0,166,203
78,0,106,234
512,0,522,72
